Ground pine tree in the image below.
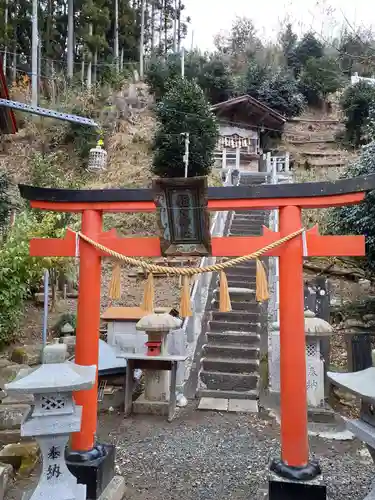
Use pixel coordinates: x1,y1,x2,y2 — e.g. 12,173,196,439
152,78,219,177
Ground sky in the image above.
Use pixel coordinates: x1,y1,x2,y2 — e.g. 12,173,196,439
182,0,374,51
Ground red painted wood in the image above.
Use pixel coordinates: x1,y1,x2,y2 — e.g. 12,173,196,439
29,192,365,213
29,229,365,258
279,206,308,467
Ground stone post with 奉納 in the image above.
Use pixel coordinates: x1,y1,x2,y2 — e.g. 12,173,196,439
4,344,96,500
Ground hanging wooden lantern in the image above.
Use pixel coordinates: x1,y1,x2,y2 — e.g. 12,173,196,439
153,176,212,257
87,139,107,172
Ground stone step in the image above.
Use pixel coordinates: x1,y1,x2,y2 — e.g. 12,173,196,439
197,388,258,400
206,330,260,345
202,357,259,374
212,300,259,311
234,210,267,216
200,370,259,391
226,279,257,289
213,288,255,302
229,229,263,236
203,343,260,359
212,311,258,323
233,214,268,221
230,223,265,230
224,266,257,277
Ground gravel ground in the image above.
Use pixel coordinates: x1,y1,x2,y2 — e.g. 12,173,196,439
5,403,374,499
106,404,373,500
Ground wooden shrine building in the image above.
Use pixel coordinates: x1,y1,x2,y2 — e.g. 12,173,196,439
211,95,286,171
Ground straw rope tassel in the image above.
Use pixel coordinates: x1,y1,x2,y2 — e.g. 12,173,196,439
219,271,232,312
108,261,121,300
256,259,269,302
179,275,192,317
142,273,155,313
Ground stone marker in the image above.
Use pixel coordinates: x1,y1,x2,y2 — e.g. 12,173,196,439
0,462,12,500
271,310,332,408
5,347,96,500
42,343,67,364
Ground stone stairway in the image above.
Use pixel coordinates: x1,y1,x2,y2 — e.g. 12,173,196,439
198,175,268,406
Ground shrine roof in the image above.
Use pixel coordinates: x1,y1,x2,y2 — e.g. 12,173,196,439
0,58,17,134
211,95,286,130
101,306,170,321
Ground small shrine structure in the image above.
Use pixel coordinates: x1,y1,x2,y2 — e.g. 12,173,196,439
211,95,286,171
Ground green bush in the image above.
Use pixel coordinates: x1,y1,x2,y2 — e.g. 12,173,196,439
340,81,375,148
328,139,375,270
0,171,11,234
257,70,305,117
146,51,234,105
152,78,219,178
0,211,74,346
299,56,344,106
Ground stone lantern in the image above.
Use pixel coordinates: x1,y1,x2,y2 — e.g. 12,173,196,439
135,313,182,405
5,351,96,500
270,310,332,408
304,310,333,408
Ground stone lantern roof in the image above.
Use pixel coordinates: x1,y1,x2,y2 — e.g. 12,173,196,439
136,313,182,332
5,362,96,395
304,310,333,337
271,310,333,337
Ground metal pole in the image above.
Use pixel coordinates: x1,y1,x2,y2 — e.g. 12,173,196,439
140,0,145,79
181,47,185,79
31,0,38,107
183,132,189,177
42,269,49,347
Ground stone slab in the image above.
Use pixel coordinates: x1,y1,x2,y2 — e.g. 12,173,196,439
269,472,326,500
198,398,229,411
0,462,13,500
327,367,375,402
132,394,169,416
10,345,42,366
0,404,30,430
228,399,258,413
98,475,126,500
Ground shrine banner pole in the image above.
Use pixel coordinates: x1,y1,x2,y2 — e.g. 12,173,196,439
72,209,102,452
278,205,308,466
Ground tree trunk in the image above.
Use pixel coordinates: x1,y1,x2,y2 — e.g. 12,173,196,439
81,53,85,87
150,0,155,53
177,0,181,51
93,49,98,84
114,0,119,72
67,0,74,79
173,0,177,52
3,0,8,76
164,0,168,55
159,2,163,53
11,0,17,83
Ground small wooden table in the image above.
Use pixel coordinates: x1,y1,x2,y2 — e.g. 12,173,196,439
117,353,187,422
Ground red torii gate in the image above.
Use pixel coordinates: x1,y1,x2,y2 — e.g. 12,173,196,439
19,174,375,499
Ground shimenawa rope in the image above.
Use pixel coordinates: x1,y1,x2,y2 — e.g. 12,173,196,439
73,228,305,276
